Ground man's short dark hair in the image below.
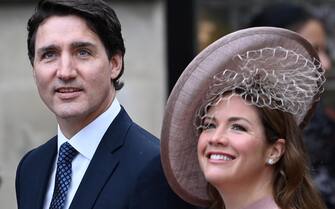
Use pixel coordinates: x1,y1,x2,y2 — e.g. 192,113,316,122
27,0,126,90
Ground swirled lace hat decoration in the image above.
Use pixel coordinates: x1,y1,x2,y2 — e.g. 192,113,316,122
195,46,325,132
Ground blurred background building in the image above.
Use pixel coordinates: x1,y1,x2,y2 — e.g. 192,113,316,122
1,0,335,208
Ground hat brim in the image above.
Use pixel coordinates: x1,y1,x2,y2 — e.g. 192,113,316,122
161,27,321,207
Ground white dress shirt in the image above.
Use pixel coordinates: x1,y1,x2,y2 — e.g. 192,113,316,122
43,99,121,209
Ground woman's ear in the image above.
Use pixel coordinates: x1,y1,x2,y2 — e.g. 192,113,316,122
265,138,286,165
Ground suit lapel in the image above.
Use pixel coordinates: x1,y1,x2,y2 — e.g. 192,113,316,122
31,137,57,209
69,108,132,209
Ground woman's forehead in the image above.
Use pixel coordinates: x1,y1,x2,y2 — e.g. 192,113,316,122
206,94,259,118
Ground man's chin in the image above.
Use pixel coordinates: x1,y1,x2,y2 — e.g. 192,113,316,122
53,109,84,120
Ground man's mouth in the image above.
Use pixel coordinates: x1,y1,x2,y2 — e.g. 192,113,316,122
56,87,82,93
55,87,83,99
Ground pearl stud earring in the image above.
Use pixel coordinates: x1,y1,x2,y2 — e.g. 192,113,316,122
267,158,275,165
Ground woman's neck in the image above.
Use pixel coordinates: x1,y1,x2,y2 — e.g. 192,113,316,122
217,174,274,209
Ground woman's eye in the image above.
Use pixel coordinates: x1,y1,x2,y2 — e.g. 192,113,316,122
202,122,216,130
231,124,247,132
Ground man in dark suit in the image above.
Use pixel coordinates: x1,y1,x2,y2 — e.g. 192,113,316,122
15,0,198,209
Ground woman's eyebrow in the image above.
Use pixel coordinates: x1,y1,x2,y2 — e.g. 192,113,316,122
227,116,252,125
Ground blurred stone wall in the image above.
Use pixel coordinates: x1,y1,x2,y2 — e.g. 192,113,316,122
0,2,166,208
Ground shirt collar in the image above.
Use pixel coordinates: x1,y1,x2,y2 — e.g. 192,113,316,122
57,98,121,160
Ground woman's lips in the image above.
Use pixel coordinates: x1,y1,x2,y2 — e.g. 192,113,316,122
206,151,236,162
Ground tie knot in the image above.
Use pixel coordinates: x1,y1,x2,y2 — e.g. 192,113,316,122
58,142,78,164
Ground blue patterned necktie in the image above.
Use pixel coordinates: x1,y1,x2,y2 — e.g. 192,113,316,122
49,142,78,209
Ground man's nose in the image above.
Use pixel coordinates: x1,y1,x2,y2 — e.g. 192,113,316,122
56,54,77,80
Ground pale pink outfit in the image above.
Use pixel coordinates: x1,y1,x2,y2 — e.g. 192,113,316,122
241,196,280,209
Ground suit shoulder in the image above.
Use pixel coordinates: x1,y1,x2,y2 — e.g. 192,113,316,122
130,155,201,209
127,122,160,148
114,108,159,149
17,137,57,169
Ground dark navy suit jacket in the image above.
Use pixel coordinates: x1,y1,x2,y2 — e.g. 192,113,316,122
16,108,198,209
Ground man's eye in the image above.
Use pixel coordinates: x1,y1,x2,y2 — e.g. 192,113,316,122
231,124,247,132
77,49,91,57
41,51,56,60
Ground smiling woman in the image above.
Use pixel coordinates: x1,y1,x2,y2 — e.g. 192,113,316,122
160,27,328,209
197,94,284,202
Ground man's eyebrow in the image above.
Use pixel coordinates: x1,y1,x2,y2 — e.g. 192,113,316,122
36,42,96,56
71,41,95,49
36,44,59,56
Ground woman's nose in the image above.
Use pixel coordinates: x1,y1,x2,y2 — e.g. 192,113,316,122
208,129,229,146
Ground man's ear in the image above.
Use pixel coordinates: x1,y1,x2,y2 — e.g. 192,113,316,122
32,67,37,83
265,138,286,165
110,53,123,79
